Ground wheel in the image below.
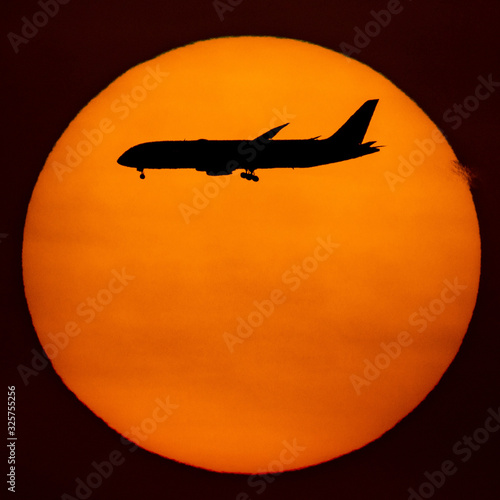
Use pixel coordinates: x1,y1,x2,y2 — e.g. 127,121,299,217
240,172,247,179
140,172,145,179
252,175,259,182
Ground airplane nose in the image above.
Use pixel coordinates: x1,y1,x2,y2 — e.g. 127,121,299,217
117,151,130,166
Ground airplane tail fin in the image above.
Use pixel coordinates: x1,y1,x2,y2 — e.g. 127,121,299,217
326,99,379,144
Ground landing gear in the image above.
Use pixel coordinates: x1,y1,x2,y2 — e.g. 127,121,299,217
240,172,259,182
139,171,145,179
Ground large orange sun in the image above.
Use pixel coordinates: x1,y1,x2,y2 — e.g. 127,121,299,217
22,37,480,473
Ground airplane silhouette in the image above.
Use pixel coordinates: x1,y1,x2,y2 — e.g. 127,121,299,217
117,99,380,182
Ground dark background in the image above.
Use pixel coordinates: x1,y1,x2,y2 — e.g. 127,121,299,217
2,0,499,498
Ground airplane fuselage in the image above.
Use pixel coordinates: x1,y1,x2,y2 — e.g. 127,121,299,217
118,138,379,175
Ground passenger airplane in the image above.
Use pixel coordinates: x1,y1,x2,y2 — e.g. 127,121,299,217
117,99,381,182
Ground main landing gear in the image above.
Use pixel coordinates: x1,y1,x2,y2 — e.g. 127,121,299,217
241,172,259,182
138,170,145,179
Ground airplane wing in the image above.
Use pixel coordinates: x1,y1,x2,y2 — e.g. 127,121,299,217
253,123,289,142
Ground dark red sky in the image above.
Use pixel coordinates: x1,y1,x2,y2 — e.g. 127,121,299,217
2,0,499,498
